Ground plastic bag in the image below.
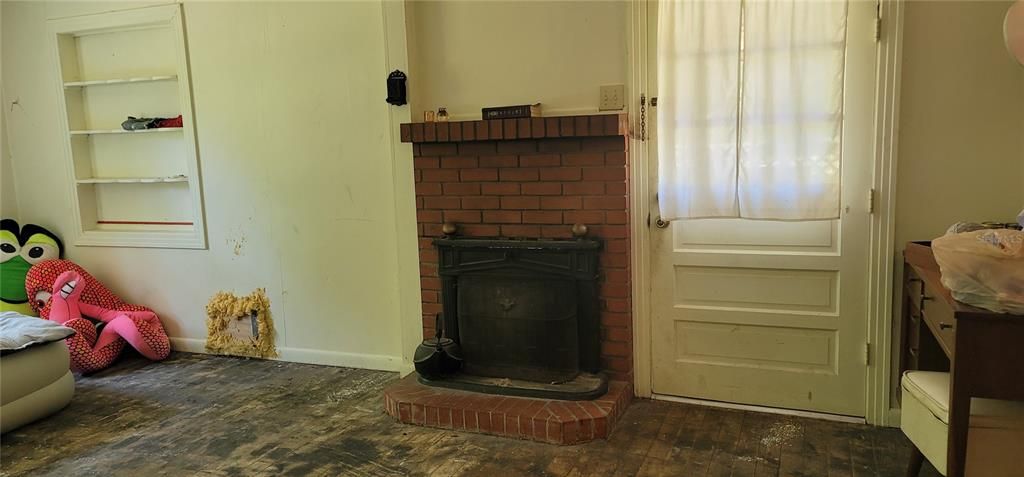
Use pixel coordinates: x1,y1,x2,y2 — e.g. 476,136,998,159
931,229,1024,314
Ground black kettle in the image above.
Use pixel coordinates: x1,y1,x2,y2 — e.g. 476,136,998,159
414,313,463,379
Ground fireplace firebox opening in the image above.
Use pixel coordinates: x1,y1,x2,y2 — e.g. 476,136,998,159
418,237,608,400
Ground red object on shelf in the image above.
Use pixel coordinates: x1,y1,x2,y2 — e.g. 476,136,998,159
156,115,182,128
97,220,193,226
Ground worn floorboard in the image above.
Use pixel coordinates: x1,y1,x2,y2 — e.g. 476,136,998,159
1,353,941,477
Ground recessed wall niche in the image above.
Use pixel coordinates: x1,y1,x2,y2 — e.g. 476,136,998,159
49,5,206,249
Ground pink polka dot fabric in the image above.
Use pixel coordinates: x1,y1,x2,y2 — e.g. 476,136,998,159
25,260,171,373
62,318,127,374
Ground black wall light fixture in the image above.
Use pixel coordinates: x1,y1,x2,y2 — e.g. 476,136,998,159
386,70,407,106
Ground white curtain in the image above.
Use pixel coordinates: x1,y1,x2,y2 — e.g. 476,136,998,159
657,0,849,220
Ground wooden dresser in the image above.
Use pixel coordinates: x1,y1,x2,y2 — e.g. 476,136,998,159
900,241,1024,477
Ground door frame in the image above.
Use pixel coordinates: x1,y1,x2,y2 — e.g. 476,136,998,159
627,0,907,426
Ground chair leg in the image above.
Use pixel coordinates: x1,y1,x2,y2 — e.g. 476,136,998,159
906,445,924,477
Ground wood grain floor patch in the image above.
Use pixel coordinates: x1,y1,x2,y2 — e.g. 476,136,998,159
0,353,941,477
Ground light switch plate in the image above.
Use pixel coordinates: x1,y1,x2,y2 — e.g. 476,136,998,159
599,84,625,111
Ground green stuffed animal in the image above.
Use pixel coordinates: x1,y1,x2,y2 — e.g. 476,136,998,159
1,219,63,315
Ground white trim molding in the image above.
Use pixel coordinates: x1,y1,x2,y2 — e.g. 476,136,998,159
169,338,407,373
628,0,654,399
865,0,906,427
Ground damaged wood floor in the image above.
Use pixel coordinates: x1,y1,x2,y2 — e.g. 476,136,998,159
1,353,940,477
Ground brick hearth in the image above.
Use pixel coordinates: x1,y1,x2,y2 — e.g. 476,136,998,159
400,113,633,381
383,374,633,445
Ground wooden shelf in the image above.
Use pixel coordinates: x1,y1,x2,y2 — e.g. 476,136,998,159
400,113,628,144
51,4,206,249
70,127,182,136
63,75,177,88
76,176,187,184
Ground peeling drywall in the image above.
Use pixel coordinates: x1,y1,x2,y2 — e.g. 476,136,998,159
206,288,277,359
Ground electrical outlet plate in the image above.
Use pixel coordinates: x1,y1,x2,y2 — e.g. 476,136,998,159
599,84,625,111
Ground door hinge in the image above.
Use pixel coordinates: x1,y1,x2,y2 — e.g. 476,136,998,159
874,2,883,41
868,188,877,214
864,343,872,366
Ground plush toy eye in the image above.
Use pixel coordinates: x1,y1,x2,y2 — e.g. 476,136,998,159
0,238,18,263
34,290,52,310
20,243,58,265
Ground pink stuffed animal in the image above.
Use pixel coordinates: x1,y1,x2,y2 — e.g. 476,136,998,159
25,260,170,373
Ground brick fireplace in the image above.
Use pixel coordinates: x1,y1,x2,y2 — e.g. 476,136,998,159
389,114,633,444
401,113,632,381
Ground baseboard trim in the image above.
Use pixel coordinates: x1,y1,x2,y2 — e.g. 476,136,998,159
169,337,207,353
887,407,901,428
169,337,405,373
395,362,417,377
651,393,867,425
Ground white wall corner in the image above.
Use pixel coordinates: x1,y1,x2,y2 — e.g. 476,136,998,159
381,0,422,373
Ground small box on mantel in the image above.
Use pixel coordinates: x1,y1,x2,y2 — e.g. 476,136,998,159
482,103,541,120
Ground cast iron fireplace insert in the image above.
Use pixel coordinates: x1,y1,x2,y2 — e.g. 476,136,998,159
420,237,607,400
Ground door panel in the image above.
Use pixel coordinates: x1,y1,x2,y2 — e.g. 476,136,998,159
648,1,877,416
672,321,836,372
676,218,837,251
674,266,837,313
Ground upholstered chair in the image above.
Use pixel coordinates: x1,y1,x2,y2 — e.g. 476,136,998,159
901,371,1024,476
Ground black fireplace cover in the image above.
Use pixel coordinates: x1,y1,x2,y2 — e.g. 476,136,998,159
458,271,579,382
427,237,604,398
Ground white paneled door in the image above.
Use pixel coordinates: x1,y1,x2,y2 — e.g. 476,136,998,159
648,1,878,416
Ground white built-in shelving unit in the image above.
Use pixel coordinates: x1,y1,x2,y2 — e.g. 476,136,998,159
49,5,206,249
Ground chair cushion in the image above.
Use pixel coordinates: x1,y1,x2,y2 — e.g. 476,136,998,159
903,371,1024,430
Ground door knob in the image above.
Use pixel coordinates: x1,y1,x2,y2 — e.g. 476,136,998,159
655,217,671,228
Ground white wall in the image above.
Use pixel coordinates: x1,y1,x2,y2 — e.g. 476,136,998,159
888,0,1024,405
6,0,1020,383
1,0,17,219
1,108,16,220
1,0,419,371
895,0,1024,246
405,0,629,120
407,0,1024,249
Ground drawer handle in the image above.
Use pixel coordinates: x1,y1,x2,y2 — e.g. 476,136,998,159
909,279,925,295
939,322,954,331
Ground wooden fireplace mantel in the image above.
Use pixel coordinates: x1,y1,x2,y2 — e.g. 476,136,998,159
400,113,628,144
